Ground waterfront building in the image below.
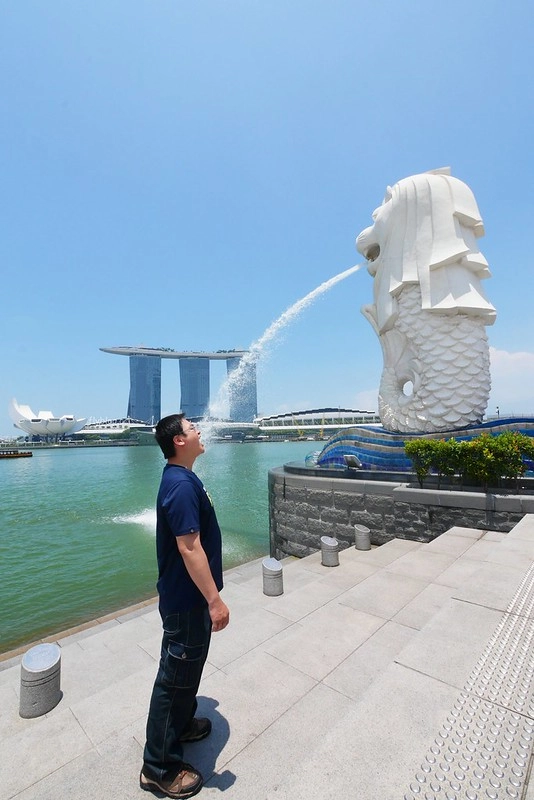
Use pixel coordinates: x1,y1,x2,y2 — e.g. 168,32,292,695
179,357,210,419
77,418,155,437
100,346,258,422
127,354,161,424
8,398,87,437
255,407,380,439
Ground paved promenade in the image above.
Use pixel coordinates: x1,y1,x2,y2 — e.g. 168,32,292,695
2,515,534,799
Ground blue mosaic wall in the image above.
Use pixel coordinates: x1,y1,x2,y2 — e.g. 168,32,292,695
316,418,534,472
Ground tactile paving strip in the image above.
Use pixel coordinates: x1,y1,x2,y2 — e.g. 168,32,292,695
403,563,534,799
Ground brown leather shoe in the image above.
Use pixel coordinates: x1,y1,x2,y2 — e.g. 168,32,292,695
140,764,203,798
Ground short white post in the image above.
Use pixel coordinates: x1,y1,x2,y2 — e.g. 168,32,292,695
19,643,62,718
262,557,283,596
320,535,339,567
354,524,371,551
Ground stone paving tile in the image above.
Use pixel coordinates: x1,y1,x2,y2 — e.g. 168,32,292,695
223,556,268,583
69,663,155,745
217,563,321,613
452,560,531,614
0,706,93,800
293,549,335,574
474,538,534,569
201,664,459,800
116,601,158,619
271,562,330,593
57,638,156,707
312,666,460,800
508,516,534,540
259,561,378,623
207,606,293,668
497,536,534,561
423,530,484,556
432,555,488,589
259,577,345,623
222,549,384,617
482,530,508,542
296,548,376,575
323,618,414,700
392,581,456,630
309,559,380,590
138,606,161,625
297,663,461,800
136,631,163,661
384,547,457,582
395,597,507,690
434,525,486,539
71,614,155,653
201,681,357,800
461,537,511,564
262,600,385,681
189,649,317,775
53,617,121,649
337,569,429,620
0,654,22,674
12,749,102,800
343,537,421,567
0,680,18,732
14,734,143,800
210,578,266,615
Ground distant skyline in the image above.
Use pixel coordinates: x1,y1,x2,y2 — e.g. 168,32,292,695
1,1,533,437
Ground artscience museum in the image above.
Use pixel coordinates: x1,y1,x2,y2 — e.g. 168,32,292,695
9,398,87,437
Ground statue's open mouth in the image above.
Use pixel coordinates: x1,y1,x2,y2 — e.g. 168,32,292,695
364,244,380,262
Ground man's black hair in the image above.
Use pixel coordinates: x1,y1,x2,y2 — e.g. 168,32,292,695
155,413,185,458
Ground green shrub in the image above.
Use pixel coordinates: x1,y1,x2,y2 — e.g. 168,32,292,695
463,434,499,490
404,439,436,487
433,439,462,487
404,432,534,490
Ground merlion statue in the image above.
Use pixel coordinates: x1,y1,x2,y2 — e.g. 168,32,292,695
356,168,496,433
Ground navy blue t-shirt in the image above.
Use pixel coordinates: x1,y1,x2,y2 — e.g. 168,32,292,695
155,464,223,617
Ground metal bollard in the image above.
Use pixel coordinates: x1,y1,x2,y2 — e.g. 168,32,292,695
262,557,283,596
20,643,62,718
354,524,371,551
320,535,339,567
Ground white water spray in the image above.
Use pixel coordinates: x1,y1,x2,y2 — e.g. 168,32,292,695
206,263,364,425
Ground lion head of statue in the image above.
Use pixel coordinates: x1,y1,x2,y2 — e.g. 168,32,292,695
356,168,496,335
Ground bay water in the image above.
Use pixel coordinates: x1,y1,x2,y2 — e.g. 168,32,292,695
0,440,312,653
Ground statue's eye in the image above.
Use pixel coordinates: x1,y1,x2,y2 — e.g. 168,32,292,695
366,244,380,262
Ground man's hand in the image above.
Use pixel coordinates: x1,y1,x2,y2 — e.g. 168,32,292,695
209,596,230,632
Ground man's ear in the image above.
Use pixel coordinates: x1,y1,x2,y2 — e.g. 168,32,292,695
173,435,185,448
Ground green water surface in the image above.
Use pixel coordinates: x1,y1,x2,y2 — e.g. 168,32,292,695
0,441,311,653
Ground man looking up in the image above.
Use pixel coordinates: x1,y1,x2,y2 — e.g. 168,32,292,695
141,414,230,799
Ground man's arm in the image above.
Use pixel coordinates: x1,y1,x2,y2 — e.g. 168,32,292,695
176,533,229,632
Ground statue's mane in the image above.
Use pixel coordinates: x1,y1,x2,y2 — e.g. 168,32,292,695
366,171,496,332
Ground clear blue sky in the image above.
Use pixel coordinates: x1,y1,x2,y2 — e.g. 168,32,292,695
1,0,533,436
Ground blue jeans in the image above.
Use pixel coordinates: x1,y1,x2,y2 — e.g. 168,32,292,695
143,607,212,782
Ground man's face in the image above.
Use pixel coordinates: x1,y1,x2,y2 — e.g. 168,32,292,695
175,419,205,458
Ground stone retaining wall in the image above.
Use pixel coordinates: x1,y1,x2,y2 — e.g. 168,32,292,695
268,467,534,560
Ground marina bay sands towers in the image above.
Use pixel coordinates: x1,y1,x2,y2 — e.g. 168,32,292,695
100,347,258,424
